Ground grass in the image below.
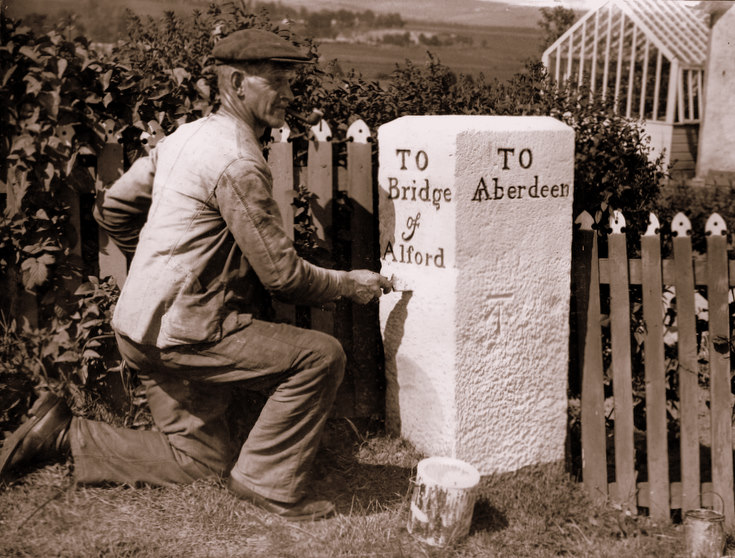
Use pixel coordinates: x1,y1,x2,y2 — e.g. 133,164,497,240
0,419,704,557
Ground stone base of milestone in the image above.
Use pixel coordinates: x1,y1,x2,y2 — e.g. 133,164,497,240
378,115,575,476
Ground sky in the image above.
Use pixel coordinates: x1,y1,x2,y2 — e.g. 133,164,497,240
492,0,606,8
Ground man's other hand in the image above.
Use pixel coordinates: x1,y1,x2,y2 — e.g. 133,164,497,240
344,270,393,304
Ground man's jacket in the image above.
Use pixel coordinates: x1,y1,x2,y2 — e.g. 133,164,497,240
95,112,344,348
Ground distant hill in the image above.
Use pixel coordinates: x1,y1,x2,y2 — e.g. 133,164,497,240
261,0,546,28
7,0,547,31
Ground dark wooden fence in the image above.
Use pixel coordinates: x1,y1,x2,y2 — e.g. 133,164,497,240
573,209,735,527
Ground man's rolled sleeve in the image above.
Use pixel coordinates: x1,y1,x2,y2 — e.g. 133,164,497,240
94,153,156,256
216,158,346,305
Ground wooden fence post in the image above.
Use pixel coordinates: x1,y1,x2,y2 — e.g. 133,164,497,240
704,213,734,528
52,124,83,296
96,121,127,286
573,211,607,503
268,123,297,326
269,123,295,240
671,212,701,514
641,213,670,520
608,210,637,512
346,119,381,417
307,120,335,336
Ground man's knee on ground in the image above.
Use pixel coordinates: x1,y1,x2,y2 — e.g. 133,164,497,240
180,453,232,481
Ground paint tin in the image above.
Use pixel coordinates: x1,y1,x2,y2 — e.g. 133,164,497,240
407,456,480,547
684,509,726,558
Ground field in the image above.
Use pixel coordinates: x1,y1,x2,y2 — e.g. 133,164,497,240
260,0,548,28
318,25,542,83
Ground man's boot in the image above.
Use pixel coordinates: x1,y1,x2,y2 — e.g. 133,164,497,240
227,475,336,522
0,391,72,480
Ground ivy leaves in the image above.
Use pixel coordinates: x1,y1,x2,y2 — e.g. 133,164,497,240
1,16,176,295
2,21,92,292
21,252,55,291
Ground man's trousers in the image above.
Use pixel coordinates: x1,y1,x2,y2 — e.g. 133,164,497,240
69,319,345,503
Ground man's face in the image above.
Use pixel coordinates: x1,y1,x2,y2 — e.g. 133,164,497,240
240,64,296,130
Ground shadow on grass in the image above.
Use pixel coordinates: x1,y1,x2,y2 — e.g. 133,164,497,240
311,418,418,515
470,498,509,534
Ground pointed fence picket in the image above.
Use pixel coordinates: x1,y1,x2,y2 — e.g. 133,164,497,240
345,119,382,417
268,123,297,328
705,214,735,524
304,119,336,337
607,211,637,514
672,212,701,515
573,210,735,526
572,211,607,504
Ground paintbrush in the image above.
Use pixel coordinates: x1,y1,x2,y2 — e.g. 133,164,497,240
389,274,413,292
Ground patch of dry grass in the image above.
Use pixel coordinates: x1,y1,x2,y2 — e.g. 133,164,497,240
0,420,704,557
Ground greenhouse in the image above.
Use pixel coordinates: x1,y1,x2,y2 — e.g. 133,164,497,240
542,0,709,178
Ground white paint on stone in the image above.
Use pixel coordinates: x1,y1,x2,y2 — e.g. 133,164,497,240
378,116,575,475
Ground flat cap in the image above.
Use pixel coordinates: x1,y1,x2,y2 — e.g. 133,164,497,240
212,29,313,64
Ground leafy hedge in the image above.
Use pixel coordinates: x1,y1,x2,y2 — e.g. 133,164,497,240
1,3,667,427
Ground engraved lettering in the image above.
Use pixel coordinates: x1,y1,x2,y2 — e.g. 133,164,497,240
497,147,514,169
388,177,400,200
415,150,429,171
519,148,533,169
493,177,503,200
471,175,569,202
402,213,421,241
396,149,411,170
472,177,490,201
385,177,451,210
528,176,539,198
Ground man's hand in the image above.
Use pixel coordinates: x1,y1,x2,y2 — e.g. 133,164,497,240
344,270,393,304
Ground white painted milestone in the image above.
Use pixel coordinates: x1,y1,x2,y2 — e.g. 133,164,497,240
378,115,575,475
